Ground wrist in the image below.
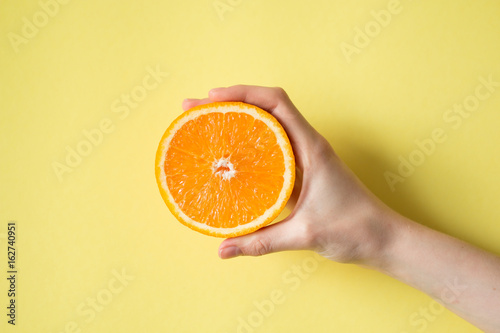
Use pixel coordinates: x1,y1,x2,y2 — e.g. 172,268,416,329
314,200,402,266
356,203,405,269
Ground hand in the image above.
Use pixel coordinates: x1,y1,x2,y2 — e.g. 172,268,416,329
183,85,393,264
184,85,500,331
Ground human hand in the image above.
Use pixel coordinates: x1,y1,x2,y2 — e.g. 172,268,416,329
183,85,394,264
184,86,500,331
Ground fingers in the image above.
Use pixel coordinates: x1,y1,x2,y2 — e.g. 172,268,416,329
209,85,309,133
182,85,329,171
218,217,312,259
208,85,322,167
182,98,211,111
209,85,288,114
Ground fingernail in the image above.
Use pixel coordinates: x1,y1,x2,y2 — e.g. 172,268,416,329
219,246,242,259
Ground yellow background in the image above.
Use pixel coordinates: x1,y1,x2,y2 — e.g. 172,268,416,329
1,0,499,332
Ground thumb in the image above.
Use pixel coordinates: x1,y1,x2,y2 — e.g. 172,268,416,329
218,217,311,259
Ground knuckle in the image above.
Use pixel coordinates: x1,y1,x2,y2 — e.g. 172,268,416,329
250,238,271,256
272,87,289,100
306,136,336,168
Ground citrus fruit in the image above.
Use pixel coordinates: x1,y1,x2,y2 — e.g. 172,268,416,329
155,102,295,237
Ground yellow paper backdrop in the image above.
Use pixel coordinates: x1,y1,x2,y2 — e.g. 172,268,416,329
1,0,499,332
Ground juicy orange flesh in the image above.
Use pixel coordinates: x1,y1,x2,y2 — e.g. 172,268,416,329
164,112,285,228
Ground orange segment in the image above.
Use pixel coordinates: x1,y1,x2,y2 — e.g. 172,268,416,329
155,102,295,237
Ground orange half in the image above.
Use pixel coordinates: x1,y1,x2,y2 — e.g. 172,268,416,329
155,102,295,237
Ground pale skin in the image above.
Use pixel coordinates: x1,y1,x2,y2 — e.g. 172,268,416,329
183,85,500,332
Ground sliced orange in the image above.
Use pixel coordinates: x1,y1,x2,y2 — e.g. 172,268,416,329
155,102,295,237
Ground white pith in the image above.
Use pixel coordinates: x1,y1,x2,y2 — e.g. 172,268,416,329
213,157,236,180
157,104,293,236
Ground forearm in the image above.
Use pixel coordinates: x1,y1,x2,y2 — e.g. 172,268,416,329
368,209,500,332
